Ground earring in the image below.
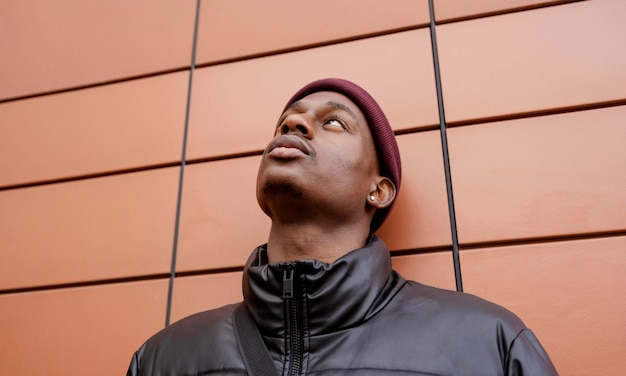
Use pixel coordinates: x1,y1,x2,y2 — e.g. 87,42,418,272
369,195,376,201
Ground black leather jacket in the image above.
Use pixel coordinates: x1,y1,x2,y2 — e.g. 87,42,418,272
127,236,557,375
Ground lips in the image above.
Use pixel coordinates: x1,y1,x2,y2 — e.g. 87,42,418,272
266,135,313,158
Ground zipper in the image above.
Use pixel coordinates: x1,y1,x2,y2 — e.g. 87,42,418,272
283,267,304,376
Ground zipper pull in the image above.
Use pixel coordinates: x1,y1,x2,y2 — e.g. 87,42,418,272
282,269,294,299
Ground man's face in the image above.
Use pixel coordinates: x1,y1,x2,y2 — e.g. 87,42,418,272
256,91,379,220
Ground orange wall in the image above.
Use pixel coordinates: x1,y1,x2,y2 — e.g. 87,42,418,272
1,1,625,374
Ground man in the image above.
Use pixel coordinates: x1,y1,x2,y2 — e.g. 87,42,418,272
128,78,557,375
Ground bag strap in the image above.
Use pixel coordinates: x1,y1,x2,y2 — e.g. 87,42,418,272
233,303,280,376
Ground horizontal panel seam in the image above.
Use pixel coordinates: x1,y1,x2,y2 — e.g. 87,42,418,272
0,266,245,296
0,273,172,295
0,66,190,104
446,99,626,128
193,24,428,70
0,25,427,104
434,0,584,25
458,230,626,251
0,161,183,191
0,127,448,191
4,230,624,295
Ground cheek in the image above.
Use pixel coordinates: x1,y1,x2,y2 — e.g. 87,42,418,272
322,145,377,186
351,142,378,175
322,147,365,172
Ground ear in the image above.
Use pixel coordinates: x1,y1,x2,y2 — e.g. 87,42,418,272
366,177,396,209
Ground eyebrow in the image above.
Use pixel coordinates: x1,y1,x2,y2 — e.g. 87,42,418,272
324,101,358,123
284,100,359,123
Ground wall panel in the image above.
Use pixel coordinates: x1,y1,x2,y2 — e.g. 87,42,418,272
0,279,168,376
391,251,457,291
0,0,196,100
461,236,626,375
0,168,179,290
176,157,270,272
433,0,572,22
378,131,451,250
437,0,626,123
187,29,438,160
2,0,622,374
448,106,626,245
196,0,429,64
0,72,188,187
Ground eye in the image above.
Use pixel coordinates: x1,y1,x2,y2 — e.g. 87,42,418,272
323,117,346,130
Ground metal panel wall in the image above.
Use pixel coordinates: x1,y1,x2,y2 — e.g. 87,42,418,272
1,1,624,374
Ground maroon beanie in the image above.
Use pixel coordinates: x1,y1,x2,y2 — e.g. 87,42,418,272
283,78,402,234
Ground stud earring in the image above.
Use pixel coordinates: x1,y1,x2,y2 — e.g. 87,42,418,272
369,195,376,201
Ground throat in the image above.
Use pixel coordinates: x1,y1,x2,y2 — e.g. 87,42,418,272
266,223,369,264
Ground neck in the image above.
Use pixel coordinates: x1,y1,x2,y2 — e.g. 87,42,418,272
266,220,370,264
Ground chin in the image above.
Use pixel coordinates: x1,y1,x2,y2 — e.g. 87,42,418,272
260,180,304,199
257,180,306,220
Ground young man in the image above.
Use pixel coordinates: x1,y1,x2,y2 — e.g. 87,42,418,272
128,78,557,375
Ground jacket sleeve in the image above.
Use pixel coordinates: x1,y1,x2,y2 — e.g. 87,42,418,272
126,343,146,376
506,329,558,376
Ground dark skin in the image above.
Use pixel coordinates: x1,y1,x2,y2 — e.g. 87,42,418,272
256,91,396,263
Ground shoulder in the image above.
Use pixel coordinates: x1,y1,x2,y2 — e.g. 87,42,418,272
382,275,528,356
129,303,245,375
373,276,556,372
358,274,558,373
144,302,238,352
398,278,526,331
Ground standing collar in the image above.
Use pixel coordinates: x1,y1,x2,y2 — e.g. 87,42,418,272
242,236,405,336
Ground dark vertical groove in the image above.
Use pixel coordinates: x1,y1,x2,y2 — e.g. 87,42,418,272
165,0,202,327
428,0,463,292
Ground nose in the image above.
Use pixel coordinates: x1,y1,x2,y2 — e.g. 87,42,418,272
279,114,313,139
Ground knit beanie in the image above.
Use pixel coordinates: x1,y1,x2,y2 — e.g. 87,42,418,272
283,78,402,234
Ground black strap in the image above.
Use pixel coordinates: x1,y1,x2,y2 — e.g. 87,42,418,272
233,303,280,376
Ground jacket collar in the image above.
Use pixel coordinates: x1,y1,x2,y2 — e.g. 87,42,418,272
242,236,405,336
